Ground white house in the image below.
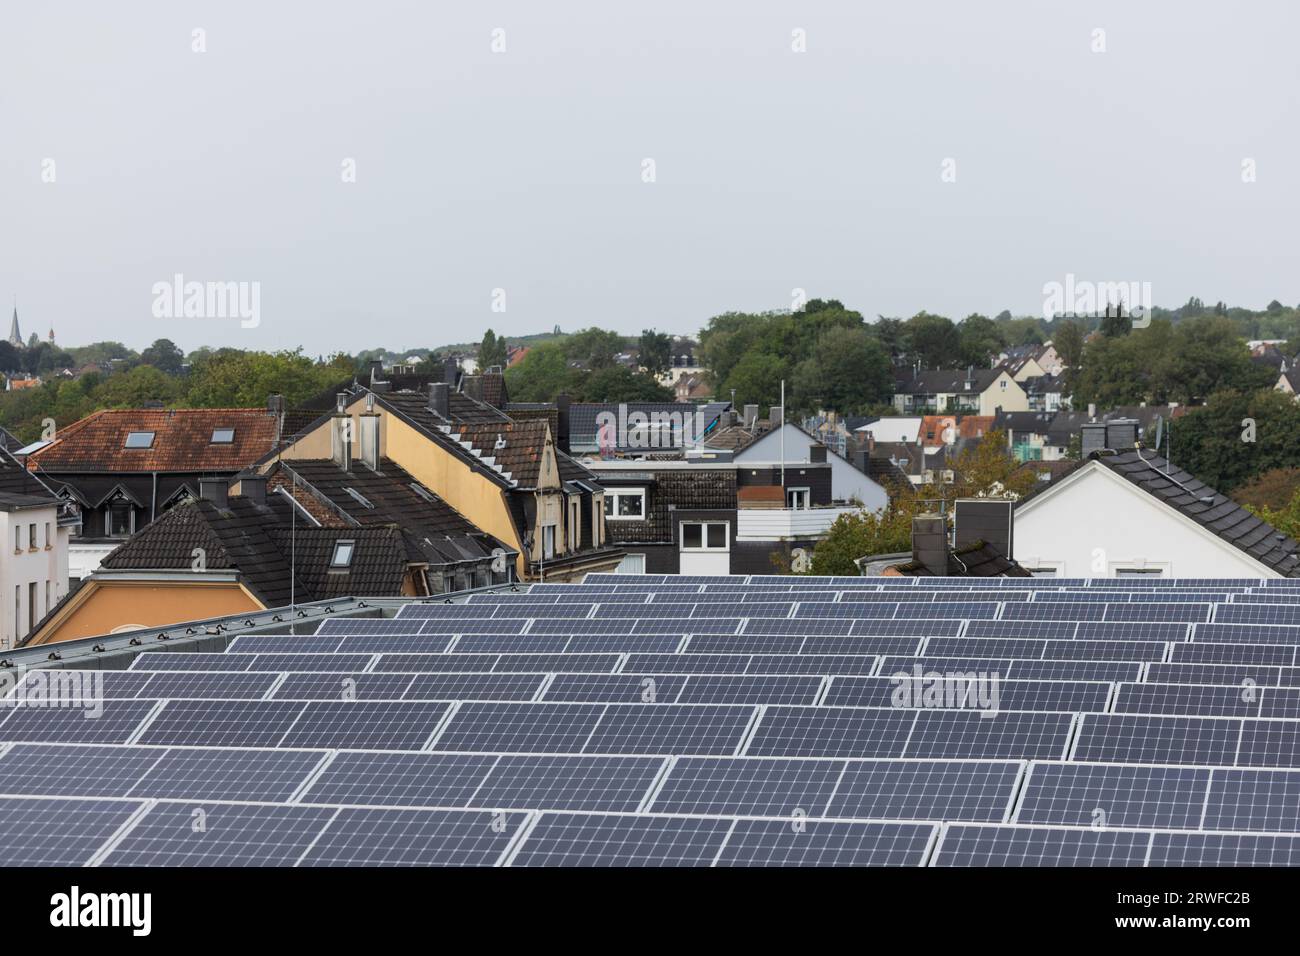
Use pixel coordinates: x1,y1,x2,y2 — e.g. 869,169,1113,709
0,493,73,649
1013,451,1300,578
732,423,889,511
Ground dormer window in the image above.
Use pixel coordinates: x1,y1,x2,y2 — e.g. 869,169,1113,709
210,428,235,443
124,432,155,449
330,539,355,568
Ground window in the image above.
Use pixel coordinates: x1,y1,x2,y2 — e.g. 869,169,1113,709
999,379,1007,390
28,524,36,550
568,497,581,551
210,428,235,444
616,553,647,574
124,431,155,449
13,527,19,553
14,586,19,640
1028,568,1057,577
330,539,355,568
542,524,556,559
44,523,51,549
27,582,36,635
44,581,50,614
107,502,133,537
786,488,811,510
1117,568,1163,578
603,488,646,520
681,521,728,551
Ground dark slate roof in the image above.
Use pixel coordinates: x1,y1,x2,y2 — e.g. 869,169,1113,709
28,408,280,472
461,372,508,408
992,411,1057,438
378,388,511,429
1093,451,1300,577
890,539,1031,577
0,449,59,500
895,368,1011,396
568,402,730,449
593,469,736,545
267,527,407,599
1280,370,1300,392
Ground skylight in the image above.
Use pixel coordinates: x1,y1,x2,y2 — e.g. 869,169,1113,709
211,428,235,444
124,432,155,449
344,487,374,509
330,539,355,568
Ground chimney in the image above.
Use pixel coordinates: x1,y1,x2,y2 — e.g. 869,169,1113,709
911,514,949,576
770,405,783,426
443,357,460,387
199,477,229,509
331,393,352,471
809,443,827,463
367,359,383,384
428,382,450,420
954,498,1013,560
1106,419,1139,452
267,394,286,444
743,404,759,428
1080,422,1108,458
556,393,571,454
853,448,869,473
241,474,267,505
359,407,381,470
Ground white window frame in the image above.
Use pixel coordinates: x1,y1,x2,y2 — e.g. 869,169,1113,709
604,487,647,521
679,520,729,552
786,487,811,510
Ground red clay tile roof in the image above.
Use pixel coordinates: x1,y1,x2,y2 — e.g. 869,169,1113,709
28,409,281,473
454,420,551,487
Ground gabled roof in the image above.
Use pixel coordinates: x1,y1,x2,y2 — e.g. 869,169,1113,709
992,410,1057,437
895,368,1017,396
27,408,280,472
378,387,511,428
1019,451,1300,577
888,539,1032,577
591,468,736,544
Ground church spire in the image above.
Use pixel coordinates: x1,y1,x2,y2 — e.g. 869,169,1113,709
7,300,21,349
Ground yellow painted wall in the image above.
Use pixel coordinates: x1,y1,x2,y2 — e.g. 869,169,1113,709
31,580,263,645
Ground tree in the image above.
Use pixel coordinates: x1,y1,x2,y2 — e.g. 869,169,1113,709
184,349,344,407
476,329,508,371
957,314,1008,366
578,366,673,403
638,329,672,378
503,341,580,402
1162,388,1300,493
806,507,915,575
1099,302,1131,338
1052,319,1085,371
901,312,961,368
791,326,892,415
1233,468,1300,512
562,328,626,369
140,338,184,374
724,351,788,413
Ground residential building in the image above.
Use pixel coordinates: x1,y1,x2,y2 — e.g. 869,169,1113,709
893,366,1028,416
23,406,285,583
730,423,889,509
567,401,731,455
0,453,76,649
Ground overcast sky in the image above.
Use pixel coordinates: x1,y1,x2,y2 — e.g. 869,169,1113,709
2,1,1297,355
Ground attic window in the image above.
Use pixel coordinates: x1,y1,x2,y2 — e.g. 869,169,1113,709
210,428,235,444
330,539,355,568
344,487,374,509
124,432,155,449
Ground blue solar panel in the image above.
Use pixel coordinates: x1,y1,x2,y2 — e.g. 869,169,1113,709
906,711,1074,760
583,704,755,756
675,675,823,706
404,672,546,702
100,801,337,866
1202,768,1300,832
650,757,841,816
299,751,498,807
434,702,606,753
508,813,733,867
280,701,451,750
1015,762,1211,828
129,748,327,801
1236,720,1300,768
137,671,281,700
1171,641,1296,666
746,654,880,675
1113,682,1260,717
470,755,665,812
137,700,305,748
1145,662,1284,686
826,759,1022,822
1072,714,1240,765
299,808,529,866
0,701,157,745
934,824,1150,866
0,797,148,866
1193,623,1300,644
272,673,416,700
1148,831,1300,866
745,707,915,758
542,674,686,704
0,744,161,797
716,819,936,866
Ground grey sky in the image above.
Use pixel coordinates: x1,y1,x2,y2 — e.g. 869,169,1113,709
2,0,1297,355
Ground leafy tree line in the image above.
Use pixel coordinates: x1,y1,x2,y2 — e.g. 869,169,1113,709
496,327,676,403
0,341,355,442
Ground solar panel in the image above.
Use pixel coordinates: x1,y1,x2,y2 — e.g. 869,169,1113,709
1148,831,1300,866
129,748,327,801
746,654,881,675
906,711,1074,760
299,751,499,807
280,701,451,750
1171,641,1296,666
1072,714,1241,765
0,743,161,797
716,819,937,867
542,674,686,704
136,671,282,700
0,701,157,745
1112,682,1260,718
1144,662,1284,687
130,653,253,671
933,824,1150,866
404,673,547,702
1236,720,1300,768
0,796,147,866
1015,762,1211,829
371,653,502,673
675,675,823,706
826,759,1022,823
583,704,756,756
299,808,529,866
470,755,665,812
433,702,606,753
1203,768,1300,832
100,801,337,866
745,707,915,758
508,812,733,867
272,673,416,700
650,757,841,816
333,635,457,653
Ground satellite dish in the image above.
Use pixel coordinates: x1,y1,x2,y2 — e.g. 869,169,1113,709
1152,415,1164,452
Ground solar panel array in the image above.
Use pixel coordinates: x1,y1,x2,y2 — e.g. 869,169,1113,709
7,572,1300,866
